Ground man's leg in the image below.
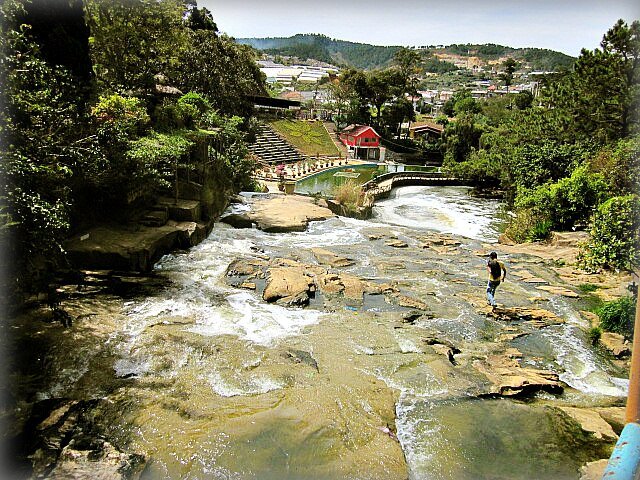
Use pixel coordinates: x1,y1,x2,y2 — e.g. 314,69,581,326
487,281,498,306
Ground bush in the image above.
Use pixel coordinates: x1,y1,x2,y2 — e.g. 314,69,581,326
333,180,362,208
504,208,553,242
155,98,200,131
91,94,150,139
587,326,602,345
596,296,636,338
515,165,608,231
578,194,640,271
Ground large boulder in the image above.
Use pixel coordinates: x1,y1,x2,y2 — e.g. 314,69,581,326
311,248,355,268
473,348,564,397
263,266,315,305
248,195,334,233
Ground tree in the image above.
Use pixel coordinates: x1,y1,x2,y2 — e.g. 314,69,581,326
546,19,639,143
500,57,518,92
394,47,421,95
85,0,189,94
174,30,266,117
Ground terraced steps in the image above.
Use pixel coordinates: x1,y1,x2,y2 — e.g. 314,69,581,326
248,124,307,165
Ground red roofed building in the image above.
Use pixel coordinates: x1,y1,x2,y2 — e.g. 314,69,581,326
338,124,381,160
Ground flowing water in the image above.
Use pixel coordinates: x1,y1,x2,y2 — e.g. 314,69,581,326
9,185,628,479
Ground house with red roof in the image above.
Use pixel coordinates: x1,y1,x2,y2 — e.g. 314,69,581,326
338,124,381,160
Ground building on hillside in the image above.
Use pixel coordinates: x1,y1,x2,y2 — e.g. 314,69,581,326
409,122,444,142
339,125,381,160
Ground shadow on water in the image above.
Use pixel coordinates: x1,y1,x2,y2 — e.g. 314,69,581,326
398,396,612,480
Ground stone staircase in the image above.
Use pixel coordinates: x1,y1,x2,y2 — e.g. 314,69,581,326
248,123,307,165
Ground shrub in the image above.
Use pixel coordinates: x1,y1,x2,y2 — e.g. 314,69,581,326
155,98,200,131
504,208,553,242
91,94,150,139
578,283,599,293
515,165,608,231
578,194,640,271
596,296,636,338
333,180,362,208
587,326,602,345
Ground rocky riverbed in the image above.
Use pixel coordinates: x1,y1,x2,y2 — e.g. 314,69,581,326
3,191,632,480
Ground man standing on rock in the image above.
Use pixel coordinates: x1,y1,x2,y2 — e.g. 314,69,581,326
487,251,507,307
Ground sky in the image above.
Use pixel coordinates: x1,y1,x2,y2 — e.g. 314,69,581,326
199,0,639,57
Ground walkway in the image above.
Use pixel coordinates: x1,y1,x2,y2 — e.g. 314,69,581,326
362,171,469,200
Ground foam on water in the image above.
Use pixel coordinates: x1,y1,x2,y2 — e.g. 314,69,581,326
543,298,628,397
189,291,323,346
373,185,505,242
206,370,283,397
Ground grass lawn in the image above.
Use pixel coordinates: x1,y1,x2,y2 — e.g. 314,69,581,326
269,120,339,157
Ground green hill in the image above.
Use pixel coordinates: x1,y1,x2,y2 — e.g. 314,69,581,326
236,34,575,71
237,34,401,70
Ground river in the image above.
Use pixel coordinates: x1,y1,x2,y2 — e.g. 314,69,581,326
7,185,628,479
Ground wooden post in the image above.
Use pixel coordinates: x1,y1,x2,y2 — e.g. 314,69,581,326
626,272,640,424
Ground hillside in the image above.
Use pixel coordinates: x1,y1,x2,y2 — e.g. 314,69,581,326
237,34,401,70
236,34,575,71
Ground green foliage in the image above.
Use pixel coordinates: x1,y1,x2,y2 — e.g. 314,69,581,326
510,141,592,191
247,37,574,72
588,135,640,195
442,113,484,163
515,165,609,230
270,120,339,156
596,296,636,337
155,98,200,131
515,91,534,110
91,94,150,139
443,149,502,187
241,34,400,70
175,31,266,117
578,283,600,293
578,194,640,271
201,111,255,191
126,131,195,191
0,1,93,268
587,326,602,345
423,58,459,74
85,0,188,93
333,180,362,209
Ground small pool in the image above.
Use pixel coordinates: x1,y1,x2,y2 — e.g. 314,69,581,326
295,163,437,196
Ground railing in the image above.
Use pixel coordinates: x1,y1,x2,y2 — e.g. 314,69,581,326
602,276,640,479
361,171,468,200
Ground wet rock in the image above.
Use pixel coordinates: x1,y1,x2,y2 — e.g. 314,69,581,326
522,277,549,285
600,332,631,357
316,273,367,302
385,293,431,311
248,195,334,233
536,285,580,298
220,213,253,229
365,282,399,295
17,399,146,480
556,407,618,441
263,267,314,305
225,258,267,277
284,349,319,372
474,349,563,397
402,310,422,324
421,334,461,365
579,459,608,480
311,248,356,268
485,306,565,327
385,240,408,248
594,407,626,434
47,440,145,480
239,282,256,290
